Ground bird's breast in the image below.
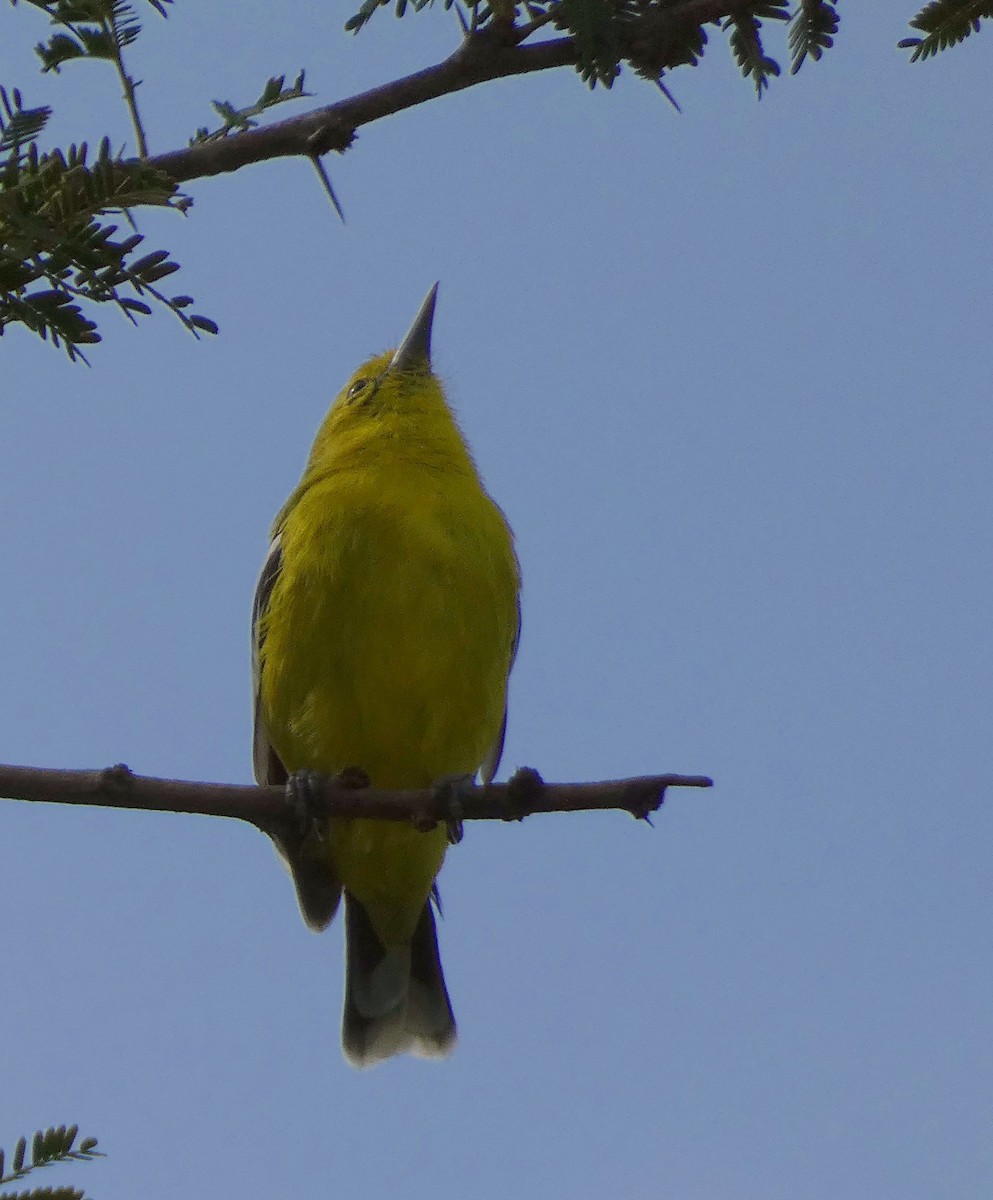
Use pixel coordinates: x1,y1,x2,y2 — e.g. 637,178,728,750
260,470,517,789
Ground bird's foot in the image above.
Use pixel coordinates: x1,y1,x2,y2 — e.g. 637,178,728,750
285,770,329,842
284,767,370,841
431,773,477,845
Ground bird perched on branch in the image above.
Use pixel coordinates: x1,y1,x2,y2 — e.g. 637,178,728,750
251,284,520,1067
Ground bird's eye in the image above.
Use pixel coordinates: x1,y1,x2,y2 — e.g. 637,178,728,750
347,378,368,399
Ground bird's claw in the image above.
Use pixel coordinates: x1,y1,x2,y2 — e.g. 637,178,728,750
432,774,476,845
285,770,330,841
285,765,371,841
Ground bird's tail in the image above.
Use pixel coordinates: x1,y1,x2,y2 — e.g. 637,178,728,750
342,892,456,1068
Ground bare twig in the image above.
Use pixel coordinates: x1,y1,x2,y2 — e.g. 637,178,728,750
0,762,713,834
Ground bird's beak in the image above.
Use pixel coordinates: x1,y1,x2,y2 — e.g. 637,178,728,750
390,283,439,373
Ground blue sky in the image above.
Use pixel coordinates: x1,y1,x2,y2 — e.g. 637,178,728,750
1,4,990,1198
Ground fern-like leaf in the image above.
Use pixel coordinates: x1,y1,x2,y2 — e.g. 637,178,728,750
0,1187,86,1199
0,87,52,159
724,7,787,97
345,0,393,30
899,0,993,61
34,32,91,73
345,0,480,34
25,0,167,71
191,71,312,143
108,0,143,49
1,134,215,358
0,1124,102,1189
553,0,627,89
626,23,709,101
789,0,839,73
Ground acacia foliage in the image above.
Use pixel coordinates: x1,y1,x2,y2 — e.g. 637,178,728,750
0,1,987,359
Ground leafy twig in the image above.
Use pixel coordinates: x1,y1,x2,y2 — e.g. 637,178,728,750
191,72,312,145
21,0,173,157
0,122,216,360
899,0,992,61
789,0,839,74
0,1124,102,1195
100,2,149,156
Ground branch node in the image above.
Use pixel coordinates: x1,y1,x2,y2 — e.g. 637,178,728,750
306,120,355,157
504,765,544,821
626,780,666,822
99,762,135,798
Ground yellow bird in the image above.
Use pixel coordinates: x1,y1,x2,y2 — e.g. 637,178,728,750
251,285,520,1067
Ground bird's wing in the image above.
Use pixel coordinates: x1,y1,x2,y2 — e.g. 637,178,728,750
480,594,521,785
251,532,287,786
251,530,342,931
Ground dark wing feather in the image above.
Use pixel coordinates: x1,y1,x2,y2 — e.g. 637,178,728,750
252,534,286,785
480,593,521,785
251,531,341,931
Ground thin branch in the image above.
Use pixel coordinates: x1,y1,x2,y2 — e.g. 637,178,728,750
102,12,149,157
0,762,713,833
512,7,561,42
148,32,571,183
146,0,746,185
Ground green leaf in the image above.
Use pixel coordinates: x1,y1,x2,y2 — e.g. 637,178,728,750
0,87,52,160
789,0,839,73
190,70,312,144
77,26,121,60
900,0,993,61
725,9,785,97
24,0,160,74
1,139,215,357
345,0,463,33
34,32,88,73
554,0,623,89
188,313,219,335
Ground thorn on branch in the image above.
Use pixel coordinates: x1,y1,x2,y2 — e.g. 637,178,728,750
623,778,668,822
306,120,356,158
308,153,346,223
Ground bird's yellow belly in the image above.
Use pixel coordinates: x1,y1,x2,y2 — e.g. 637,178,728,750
260,493,514,943
287,606,496,943
330,818,447,945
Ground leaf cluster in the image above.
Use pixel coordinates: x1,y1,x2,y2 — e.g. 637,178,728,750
3,0,988,362
789,0,838,73
724,5,789,97
345,1,842,96
0,1124,101,1200
191,71,312,144
11,0,171,71
900,0,993,60
346,0,463,36
0,90,216,361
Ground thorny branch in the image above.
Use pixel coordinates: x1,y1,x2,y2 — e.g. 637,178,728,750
147,0,746,185
0,762,713,836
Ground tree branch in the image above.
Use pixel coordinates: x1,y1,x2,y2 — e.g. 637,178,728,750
147,0,749,185
149,32,576,183
0,762,713,834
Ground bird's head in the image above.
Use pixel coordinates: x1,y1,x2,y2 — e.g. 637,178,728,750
303,284,474,475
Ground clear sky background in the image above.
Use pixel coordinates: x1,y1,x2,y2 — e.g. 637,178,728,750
1,5,990,1199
